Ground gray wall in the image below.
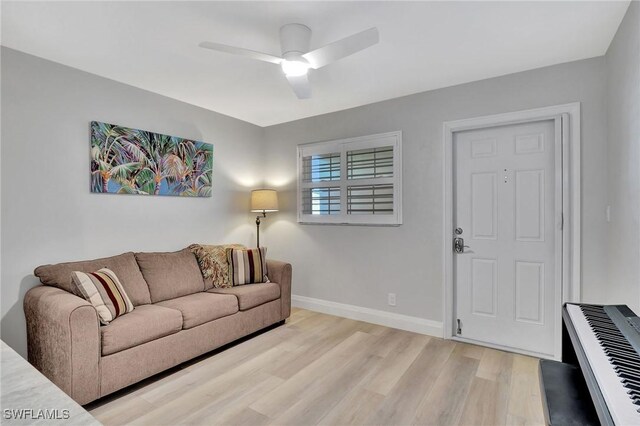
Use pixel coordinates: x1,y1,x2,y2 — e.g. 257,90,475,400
0,48,265,357
606,2,640,313
263,57,608,324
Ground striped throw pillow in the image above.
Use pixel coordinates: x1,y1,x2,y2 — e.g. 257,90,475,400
227,247,269,286
71,268,134,325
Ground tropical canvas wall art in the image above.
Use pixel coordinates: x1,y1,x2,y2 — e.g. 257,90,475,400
90,121,213,197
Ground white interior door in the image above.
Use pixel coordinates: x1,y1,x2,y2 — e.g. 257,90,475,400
453,119,561,357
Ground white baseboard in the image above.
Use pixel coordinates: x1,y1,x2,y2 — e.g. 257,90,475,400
291,295,443,338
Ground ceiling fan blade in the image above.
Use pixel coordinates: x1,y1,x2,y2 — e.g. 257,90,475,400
302,27,379,69
286,74,312,99
199,41,283,65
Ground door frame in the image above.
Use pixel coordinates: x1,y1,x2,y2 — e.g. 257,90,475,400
442,103,581,361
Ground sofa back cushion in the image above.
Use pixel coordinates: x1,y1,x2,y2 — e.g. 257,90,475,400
34,252,151,306
135,249,205,303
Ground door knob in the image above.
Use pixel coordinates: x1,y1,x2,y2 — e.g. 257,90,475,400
453,237,470,254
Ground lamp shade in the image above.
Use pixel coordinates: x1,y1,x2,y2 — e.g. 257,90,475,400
251,189,279,212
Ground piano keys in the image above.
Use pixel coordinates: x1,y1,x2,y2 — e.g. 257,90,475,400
540,304,640,425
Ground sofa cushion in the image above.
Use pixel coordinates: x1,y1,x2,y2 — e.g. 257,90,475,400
156,293,238,329
188,243,245,289
208,282,280,311
135,249,205,303
101,305,182,356
34,252,151,306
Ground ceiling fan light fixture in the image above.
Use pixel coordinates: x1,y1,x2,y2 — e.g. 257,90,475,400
199,25,379,99
281,60,310,77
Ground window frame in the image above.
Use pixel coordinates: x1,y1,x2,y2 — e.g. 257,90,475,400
297,131,402,226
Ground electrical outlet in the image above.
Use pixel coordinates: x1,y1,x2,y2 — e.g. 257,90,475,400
606,205,611,223
388,293,396,306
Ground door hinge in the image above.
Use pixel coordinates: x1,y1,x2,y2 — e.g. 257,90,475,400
456,319,462,335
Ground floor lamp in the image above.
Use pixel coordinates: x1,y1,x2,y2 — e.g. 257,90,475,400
250,189,279,247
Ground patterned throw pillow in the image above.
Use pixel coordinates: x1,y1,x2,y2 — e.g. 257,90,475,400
71,268,134,325
188,244,245,288
227,247,269,286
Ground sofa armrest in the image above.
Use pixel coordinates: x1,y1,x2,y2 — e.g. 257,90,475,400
267,260,292,320
24,285,101,405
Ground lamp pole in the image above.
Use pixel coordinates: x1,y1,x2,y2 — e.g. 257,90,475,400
256,211,266,247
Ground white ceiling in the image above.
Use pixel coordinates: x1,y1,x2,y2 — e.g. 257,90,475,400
1,1,630,127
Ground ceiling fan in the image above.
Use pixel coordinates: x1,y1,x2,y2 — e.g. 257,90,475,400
199,24,379,99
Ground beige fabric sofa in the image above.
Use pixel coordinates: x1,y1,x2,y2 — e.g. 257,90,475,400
24,248,292,405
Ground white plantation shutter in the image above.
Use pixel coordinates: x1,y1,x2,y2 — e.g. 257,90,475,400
297,131,402,225
302,187,341,215
347,147,394,180
302,152,341,182
347,184,394,215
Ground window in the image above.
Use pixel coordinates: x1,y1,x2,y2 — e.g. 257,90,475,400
297,131,402,225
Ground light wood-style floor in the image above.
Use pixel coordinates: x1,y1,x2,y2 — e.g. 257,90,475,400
87,308,545,426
